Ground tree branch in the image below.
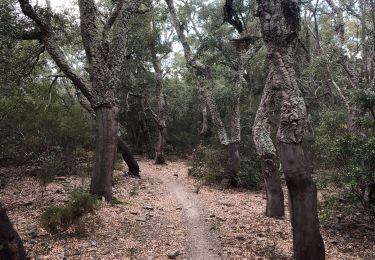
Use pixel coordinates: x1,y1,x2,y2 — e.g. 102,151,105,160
18,0,93,105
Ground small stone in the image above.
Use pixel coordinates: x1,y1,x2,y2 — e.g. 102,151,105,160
329,239,338,245
91,241,97,247
143,205,154,210
256,237,266,242
235,234,246,241
167,250,180,259
136,218,146,222
216,216,226,221
27,228,37,238
167,225,175,229
342,246,353,253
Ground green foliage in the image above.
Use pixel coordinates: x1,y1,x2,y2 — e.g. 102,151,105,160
237,158,262,189
0,82,95,166
111,197,130,205
315,110,375,212
189,144,262,189
41,189,97,233
112,175,121,186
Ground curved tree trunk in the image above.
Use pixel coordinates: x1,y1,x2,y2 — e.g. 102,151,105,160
118,138,140,176
253,68,284,218
90,106,118,201
257,0,325,258
278,143,325,260
0,205,26,260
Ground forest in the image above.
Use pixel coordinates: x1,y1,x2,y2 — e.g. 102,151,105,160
0,0,374,259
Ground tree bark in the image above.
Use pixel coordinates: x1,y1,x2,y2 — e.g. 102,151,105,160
369,183,375,209
253,67,284,218
90,106,118,200
75,91,141,177
155,127,167,164
0,204,26,260
222,142,240,187
150,36,168,164
278,143,325,260
257,0,325,258
118,138,139,176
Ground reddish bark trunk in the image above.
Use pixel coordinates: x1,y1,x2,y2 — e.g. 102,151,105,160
278,143,325,260
155,127,167,164
118,138,140,177
0,205,26,260
222,142,240,187
369,183,375,209
90,106,118,201
260,153,284,218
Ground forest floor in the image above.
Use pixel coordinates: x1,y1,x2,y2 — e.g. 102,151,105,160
1,158,375,259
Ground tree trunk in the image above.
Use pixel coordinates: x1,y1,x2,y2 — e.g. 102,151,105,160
369,183,375,209
155,127,167,164
253,67,284,218
118,138,139,176
257,0,325,257
150,37,168,165
222,142,240,187
90,106,118,201
278,143,325,260
0,205,26,260
261,153,284,217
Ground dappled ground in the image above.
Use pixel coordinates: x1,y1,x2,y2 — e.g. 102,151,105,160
0,158,374,259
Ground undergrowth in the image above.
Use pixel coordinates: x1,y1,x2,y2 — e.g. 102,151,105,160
41,189,97,234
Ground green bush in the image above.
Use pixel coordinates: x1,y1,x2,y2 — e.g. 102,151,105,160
237,158,262,189
315,110,375,213
41,189,97,233
0,83,95,166
189,144,263,189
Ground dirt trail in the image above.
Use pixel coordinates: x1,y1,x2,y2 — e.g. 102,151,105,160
152,168,222,260
2,159,374,259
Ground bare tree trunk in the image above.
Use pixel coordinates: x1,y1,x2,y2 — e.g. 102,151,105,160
278,143,325,259
257,0,325,258
0,204,26,260
150,37,168,164
90,106,118,200
369,183,375,209
253,68,284,218
312,0,321,54
155,127,167,164
370,0,375,83
222,142,240,187
76,91,140,176
199,105,208,136
118,138,139,176
359,0,369,83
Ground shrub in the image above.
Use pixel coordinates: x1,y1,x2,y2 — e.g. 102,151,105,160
315,110,375,213
41,189,97,233
189,144,263,189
